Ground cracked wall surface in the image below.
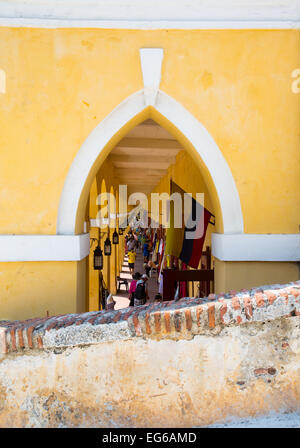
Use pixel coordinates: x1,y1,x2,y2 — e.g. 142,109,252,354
0,281,300,427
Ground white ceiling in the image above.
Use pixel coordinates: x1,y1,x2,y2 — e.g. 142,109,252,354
108,119,182,196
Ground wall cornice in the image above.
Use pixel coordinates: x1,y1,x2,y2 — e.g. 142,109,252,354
0,0,299,29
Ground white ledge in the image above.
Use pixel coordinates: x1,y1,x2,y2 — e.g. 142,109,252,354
0,0,299,29
0,19,298,29
212,233,300,262
0,234,90,262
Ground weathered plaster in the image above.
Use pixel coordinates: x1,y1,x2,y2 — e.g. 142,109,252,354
0,281,300,427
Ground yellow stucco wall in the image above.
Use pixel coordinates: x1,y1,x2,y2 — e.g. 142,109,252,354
0,28,299,319
0,29,299,235
0,260,82,320
214,259,300,293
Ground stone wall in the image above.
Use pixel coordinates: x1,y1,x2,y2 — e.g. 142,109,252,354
0,281,300,427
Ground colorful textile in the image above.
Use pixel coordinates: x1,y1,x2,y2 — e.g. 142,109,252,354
128,251,136,264
129,279,137,294
165,180,212,269
179,206,212,269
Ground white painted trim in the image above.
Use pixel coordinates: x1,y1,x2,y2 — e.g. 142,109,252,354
0,19,299,29
90,218,108,227
140,49,163,106
156,90,244,234
0,234,90,262
212,233,300,261
57,88,244,235
1,233,299,262
57,90,146,235
0,0,299,29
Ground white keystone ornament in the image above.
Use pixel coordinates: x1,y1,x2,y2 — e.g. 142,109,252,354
139,48,163,106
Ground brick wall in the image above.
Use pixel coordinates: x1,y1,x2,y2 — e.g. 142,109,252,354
1,281,299,354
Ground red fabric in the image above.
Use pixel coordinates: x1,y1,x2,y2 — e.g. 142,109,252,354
179,262,188,298
188,208,211,268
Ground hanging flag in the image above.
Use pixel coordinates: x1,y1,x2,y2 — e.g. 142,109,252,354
165,180,213,268
165,180,185,258
179,194,212,269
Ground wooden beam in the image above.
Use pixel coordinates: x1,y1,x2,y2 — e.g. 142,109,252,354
117,179,160,185
162,269,214,301
115,168,166,177
111,147,181,157
108,154,176,169
116,137,182,150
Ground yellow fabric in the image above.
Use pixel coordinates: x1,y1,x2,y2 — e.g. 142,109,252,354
128,251,136,264
165,181,185,258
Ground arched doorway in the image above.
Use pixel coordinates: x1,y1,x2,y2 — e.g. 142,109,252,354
57,90,243,236
57,88,244,309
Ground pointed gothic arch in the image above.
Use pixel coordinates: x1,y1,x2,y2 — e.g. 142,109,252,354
57,89,244,237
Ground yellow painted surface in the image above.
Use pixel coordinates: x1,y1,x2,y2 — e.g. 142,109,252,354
87,179,100,311
88,228,100,311
0,28,299,318
152,149,214,253
0,29,298,235
86,158,126,304
0,261,82,320
214,259,300,293
76,258,87,314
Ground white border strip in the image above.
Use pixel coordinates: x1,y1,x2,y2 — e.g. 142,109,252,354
0,0,299,29
0,19,299,29
0,233,299,262
0,234,90,262
57,89,244,235
212,233,300,261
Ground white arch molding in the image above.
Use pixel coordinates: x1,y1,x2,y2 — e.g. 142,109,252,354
1,89,299,262
57,88,244,236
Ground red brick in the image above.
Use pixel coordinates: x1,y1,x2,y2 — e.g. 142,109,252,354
122,308,136,321
164,311,171,333
185,309,192,331
174,310,182,332
37,335,43,349
287,288,300,298
279,290,289,304
231,297,240,310
75,319,85,326
86,316,97,326
254,368,268,375
243,296,253,320
208,304,215,328
132,313,142,336
265,291,277,304
255,293,265,307
196,306,203,327
64,320,76,327
112,312,122,323
244,297,253,320
145,313,152,335
153,312,161,333
10,329,17,351
17,328,25,349
46,321,58,332
220,303,227,324
27,326,34,349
